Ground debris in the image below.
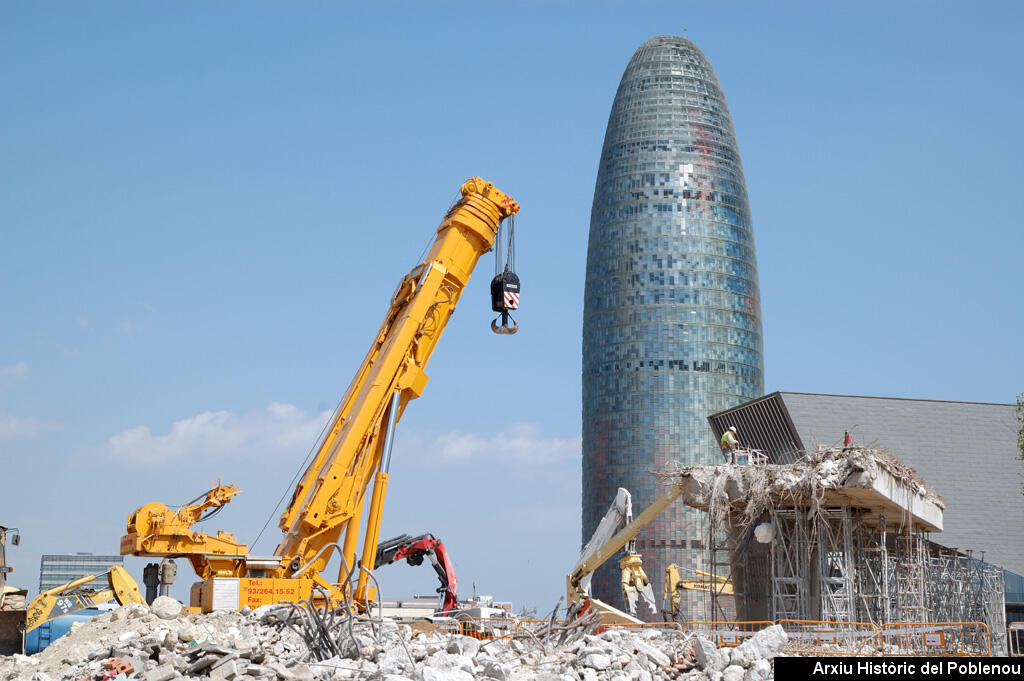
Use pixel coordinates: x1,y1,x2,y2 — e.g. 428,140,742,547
0,597,791,680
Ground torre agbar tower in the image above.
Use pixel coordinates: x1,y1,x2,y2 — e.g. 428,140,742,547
582,35,764,617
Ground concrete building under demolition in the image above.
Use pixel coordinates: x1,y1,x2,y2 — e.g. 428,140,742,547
662,446,1009,655
582,34,763,618
708,391,1024,625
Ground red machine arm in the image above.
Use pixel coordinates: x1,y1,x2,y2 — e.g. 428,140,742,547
375,533,458,613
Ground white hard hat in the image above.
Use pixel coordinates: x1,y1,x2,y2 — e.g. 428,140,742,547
729,426,738,433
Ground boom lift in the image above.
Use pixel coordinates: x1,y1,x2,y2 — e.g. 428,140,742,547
375,533,457,613
121,178,520,612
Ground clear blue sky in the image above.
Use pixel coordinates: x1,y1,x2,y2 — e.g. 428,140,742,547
2,2,1021,611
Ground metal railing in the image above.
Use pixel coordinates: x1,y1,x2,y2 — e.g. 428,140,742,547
880,622,991,657
778,619,880,656
685,620,773,648
1008,622,1024,657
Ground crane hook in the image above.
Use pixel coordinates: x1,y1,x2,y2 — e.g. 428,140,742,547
491,310,518,335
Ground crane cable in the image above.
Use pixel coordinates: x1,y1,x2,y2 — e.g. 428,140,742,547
495,215,516,275
250,397,342,549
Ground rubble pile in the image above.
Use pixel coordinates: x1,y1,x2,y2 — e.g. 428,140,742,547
0,599,788,681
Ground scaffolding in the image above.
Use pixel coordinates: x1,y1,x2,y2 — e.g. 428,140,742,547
706,505,1004,655
661,447,1006,655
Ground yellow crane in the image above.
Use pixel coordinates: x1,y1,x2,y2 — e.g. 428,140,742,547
120,178,520,612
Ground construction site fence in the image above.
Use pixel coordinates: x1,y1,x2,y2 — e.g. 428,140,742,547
684,621,774,648
879,622,991,657
777,620,880,656
1009,622,1024,657
597,622,684,635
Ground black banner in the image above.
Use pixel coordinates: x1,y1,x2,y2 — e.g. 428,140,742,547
774,657,1022,680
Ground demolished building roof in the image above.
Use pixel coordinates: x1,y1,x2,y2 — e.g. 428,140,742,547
656,446,945,533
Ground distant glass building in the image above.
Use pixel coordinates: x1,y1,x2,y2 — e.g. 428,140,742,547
582,35,763,617
38,554,124,593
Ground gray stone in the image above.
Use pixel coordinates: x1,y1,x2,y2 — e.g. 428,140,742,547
143,663,178,681
187,655,220,674
209,660,240,681
265,662,296,680
482,660,512,680
88,647,112,661
285,664,313,681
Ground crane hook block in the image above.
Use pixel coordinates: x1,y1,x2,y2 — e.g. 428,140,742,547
490,270,520,335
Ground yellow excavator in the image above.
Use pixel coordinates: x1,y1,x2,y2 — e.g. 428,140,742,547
566,484,731,626
567,485,684,626
120,177,521,613
24,565,145,634
662,564,732,623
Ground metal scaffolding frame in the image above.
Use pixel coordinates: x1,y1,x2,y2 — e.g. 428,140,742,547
697,503,1005,655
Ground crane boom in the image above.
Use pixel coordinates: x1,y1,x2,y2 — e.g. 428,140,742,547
120,178,520,612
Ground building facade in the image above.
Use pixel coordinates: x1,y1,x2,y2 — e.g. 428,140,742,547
582,35,763,617
38,554,124,593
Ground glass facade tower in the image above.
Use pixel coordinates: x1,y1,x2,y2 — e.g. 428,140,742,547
582,35,764,617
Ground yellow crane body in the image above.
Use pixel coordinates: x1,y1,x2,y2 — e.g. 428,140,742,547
120,178,519,612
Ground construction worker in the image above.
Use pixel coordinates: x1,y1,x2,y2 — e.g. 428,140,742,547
843,431,853,448
720,426,739,463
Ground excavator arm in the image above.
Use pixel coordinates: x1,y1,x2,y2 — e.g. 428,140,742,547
567,484,683,625
375,533,458,613
24,566,144,634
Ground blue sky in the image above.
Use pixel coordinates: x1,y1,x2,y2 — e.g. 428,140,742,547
2,2,1022,611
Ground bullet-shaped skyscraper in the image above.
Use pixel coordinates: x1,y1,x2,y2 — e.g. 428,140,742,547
582,35,764,617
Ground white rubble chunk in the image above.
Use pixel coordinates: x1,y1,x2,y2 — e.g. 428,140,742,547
151,596,184,621
731,625,787,663
693,637,724,671
580,652,612,671
722,664,745,681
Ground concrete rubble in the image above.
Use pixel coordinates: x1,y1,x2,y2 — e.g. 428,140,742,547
0,599,789,681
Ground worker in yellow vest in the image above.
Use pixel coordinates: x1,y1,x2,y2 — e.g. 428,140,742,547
720,426,739,463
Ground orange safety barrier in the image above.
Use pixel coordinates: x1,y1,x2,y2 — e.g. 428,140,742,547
456,617,518,640
778,620,880,656
600,621,683,633
685,621,773,648
880,622,991,657
1009,623,1024,657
